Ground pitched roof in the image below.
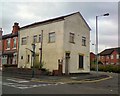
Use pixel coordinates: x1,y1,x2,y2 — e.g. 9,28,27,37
90,52,95,55
99,47,120,56
20,12,91,30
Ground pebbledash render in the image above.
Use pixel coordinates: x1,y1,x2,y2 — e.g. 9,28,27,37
18,12,91,74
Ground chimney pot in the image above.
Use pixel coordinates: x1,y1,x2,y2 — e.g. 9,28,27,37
12,22,19,34
14,22,19,26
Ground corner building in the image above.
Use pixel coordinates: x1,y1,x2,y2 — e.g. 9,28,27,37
18,12,91,74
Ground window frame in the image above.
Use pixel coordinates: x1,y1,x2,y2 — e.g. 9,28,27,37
21,37,27,45
39,34,42,42
116,54,119,59
13,37,17,48
111,55,114,59
33,35,37,43
69,33,75,43
48,32,56,43
6,38,10,49
82,36,86,46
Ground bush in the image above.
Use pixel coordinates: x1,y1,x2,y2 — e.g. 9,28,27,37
90,64,120,73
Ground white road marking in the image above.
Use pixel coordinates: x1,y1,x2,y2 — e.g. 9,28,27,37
2,81,64,89
7,78,29,83
2,78,65,89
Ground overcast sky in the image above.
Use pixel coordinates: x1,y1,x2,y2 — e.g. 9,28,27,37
0,1,119,53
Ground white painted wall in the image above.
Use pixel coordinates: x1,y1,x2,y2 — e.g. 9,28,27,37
63,13,90,73
18,12,90,73
18,20,64,71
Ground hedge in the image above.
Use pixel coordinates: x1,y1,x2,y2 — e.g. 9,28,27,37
90,64,120,73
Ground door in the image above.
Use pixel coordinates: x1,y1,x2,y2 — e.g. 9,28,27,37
65,53,70,75
79,55,84,68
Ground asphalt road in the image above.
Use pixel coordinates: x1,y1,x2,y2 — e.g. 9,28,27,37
0,71,119,95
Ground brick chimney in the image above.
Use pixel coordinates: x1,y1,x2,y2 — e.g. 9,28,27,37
12,22,19,34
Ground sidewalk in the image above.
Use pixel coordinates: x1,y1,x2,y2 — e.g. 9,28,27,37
31,71,112,83
2,70,113,84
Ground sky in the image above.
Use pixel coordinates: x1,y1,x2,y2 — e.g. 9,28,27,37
0,0,119,53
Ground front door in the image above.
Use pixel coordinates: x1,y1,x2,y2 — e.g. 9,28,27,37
79,55,84,68
65,53,70,75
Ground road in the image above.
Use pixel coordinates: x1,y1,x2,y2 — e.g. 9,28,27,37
0,71,119,95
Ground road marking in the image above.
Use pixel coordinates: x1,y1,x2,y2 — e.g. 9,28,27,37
2,82,61,89
7,78,29,83
2,78,64,89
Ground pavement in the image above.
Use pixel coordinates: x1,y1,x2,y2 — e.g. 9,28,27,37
1,71,119,94
2,70,113,84
30,71,112,84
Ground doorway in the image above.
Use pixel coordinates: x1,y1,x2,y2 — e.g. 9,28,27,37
65,52,70,75
79,55,84,68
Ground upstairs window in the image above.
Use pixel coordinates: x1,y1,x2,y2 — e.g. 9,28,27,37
7,39,10,49
39,35,42,42
101,56,104,59
33,35,37,43
116,54,119,59
82,36,86,46
49,32,55,43
13,37,16,48
111,55,114,59
69,33,75,43
107,56,109,59
21,37,27,45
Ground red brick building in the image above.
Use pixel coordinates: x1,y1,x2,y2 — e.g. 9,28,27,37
90,52,96,64
0,28,3,69
2,23,19,65
99,47,120,65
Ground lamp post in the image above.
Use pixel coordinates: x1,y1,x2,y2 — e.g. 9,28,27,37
96,13,109,76
32,43,36,78
91,43,96,64
39,30,43,69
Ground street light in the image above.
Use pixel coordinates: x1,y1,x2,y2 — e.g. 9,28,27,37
96,13,109,76
31,43,36,78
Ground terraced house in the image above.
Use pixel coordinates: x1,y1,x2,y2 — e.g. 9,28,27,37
2,23,19,65
18,12,91,74
0,28,3,70
99,47,120,65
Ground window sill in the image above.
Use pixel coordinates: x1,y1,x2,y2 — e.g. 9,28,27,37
82,45,86,46
12,47,16,49
78,68,84,70
6,48,10,50
48,41,55,43
69,41,75,44
21,44,27,45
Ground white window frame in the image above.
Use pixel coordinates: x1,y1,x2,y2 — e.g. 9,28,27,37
33,35,37,43
111,55,114,59
82,36,86,46
107,56,109,59
49,32,55,43
13,37,17,49
116,54,119,59
6,38,10,49
69,33,75,43
101,56,104,59
39,35,41,42
21,37,27,45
